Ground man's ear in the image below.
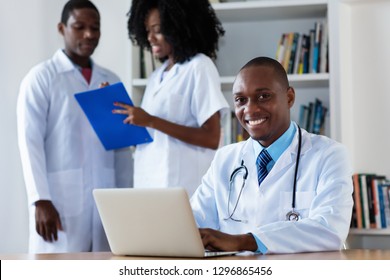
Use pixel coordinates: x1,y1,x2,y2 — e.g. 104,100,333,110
287,86,295,108
58,22,65,36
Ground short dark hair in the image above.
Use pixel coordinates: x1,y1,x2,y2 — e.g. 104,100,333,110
61,0,99,24
241,57,290,88
127,0,225,63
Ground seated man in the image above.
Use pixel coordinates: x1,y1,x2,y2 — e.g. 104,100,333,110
190,56,353,254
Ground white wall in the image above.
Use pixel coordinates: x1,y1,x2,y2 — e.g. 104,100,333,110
0,0,131,253
338,0,390,178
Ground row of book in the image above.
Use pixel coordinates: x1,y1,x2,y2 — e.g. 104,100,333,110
351,173,390,229
298,98,327,135
275,21,328,74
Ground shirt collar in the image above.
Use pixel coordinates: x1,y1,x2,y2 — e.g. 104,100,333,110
61,49,93,72
252,121,296,167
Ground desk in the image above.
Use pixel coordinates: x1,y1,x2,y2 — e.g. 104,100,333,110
1,249,390,260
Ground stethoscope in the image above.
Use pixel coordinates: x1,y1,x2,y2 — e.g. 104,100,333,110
225,125,302,223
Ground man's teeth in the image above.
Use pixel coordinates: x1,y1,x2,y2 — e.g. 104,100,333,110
248,119,265,125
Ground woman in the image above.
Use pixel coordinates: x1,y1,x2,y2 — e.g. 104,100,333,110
113,0,229,195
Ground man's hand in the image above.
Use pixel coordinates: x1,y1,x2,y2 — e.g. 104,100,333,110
35,200,63,242
199,228,258,252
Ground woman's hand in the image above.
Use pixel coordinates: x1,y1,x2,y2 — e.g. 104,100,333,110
113,103,221,150
112,102,154,127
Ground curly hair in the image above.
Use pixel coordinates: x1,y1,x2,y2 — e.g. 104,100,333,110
127,0,225,63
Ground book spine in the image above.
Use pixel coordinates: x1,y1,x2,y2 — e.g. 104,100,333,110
312,22,321,73
320,21,328,73
378,184,386,228
312,99,323,134
352,174,363,229
293,33,303,74
359,174,369,229
282,32,294,72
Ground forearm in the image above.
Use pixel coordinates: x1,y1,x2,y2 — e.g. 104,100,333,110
238,233,258,252
149,114,221,150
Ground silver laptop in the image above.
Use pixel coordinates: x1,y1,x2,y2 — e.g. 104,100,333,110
93,187,238,258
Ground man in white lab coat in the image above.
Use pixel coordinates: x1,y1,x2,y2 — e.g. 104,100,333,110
190,57,354,254
17,0,132,253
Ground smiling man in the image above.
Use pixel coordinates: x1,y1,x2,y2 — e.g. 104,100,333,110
190,56,354,254
17,0,132,253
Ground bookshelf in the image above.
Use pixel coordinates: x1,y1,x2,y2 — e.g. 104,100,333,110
128,0,390,247
347,229,390,250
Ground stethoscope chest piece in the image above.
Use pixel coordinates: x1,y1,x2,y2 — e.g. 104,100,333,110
286,210,300,222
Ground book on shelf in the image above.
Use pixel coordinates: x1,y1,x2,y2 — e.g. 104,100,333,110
287,33,300,74
372,175,387,228
359,174,371,229
319,21,329,73
352,174,363,228
293,33,303,74
365,174,380,228
297,98,327,135
276,33,287,65
282,32,294,72
351,173,390,230
299,34,310,74
380,183,390,228
308,29,315,73
312,99,323,134
312,22,321,73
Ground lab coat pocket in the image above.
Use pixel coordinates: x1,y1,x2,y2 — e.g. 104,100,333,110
48,169,83,218
279,191,316,220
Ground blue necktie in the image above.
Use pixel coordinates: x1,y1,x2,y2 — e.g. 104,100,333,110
256,149,272,186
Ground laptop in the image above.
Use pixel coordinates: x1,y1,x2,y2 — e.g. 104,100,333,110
93,187,238,258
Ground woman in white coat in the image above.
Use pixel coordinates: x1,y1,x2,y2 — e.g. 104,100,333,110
17,0,132,253
113,0,229,196
190,57,354,254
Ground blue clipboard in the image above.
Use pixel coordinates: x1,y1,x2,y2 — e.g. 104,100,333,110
74,82,153,150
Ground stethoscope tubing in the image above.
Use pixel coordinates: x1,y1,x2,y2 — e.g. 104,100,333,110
291,125,302,210
227,125,302,222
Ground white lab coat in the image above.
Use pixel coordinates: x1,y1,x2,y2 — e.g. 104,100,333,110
191,123,354,254
134,53,229,196
17,50,133,253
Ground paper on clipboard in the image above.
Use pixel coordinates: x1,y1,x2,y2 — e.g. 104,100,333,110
74,82,153,150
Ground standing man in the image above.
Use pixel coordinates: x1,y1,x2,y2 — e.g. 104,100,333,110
17,0,131,253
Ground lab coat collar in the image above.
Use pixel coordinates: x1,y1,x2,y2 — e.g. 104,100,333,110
268,122,312,177
52,49,109,86
242,123,313,182
151,60,180,96
52,49,79,73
